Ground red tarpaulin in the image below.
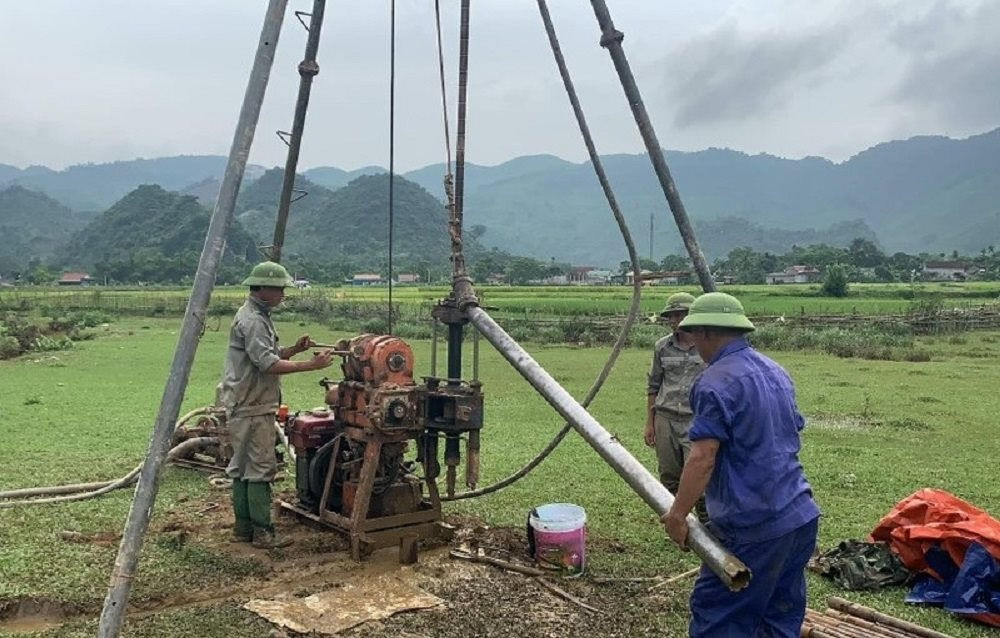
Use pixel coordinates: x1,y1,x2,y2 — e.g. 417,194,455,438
871,488,1000,627
871,488,1000,578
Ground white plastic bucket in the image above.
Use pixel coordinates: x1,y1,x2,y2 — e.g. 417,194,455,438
529,503,587,575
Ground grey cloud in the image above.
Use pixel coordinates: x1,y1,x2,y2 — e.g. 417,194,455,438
890,1,1000,128
658,22,846,127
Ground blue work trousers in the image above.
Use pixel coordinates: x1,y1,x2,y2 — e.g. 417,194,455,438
689,517,819,638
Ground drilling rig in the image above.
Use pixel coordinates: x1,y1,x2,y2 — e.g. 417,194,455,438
281,327,483,560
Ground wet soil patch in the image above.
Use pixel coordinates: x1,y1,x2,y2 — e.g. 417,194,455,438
0,598,82,634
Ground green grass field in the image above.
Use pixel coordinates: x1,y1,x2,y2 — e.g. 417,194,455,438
2,313,999,636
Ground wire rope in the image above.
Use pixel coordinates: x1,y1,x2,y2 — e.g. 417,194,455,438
387,0,396,333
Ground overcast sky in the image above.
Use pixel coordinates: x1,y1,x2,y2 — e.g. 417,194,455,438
1,0,997,171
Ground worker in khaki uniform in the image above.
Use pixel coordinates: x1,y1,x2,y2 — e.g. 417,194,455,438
221,261,335,549
645,292,706,514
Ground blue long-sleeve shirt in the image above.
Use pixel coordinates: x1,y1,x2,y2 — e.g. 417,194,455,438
688,338,820,543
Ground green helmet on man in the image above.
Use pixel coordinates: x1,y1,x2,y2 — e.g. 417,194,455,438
678,292,755,332
242,261,294,288
659,292,696,317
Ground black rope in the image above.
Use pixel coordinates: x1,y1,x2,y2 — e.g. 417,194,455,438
441,0,644,501
387,0,396,334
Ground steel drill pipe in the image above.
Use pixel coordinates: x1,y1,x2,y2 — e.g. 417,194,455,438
467,306,750,590
96,3,287,636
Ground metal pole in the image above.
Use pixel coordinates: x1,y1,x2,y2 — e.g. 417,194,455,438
96,3,288,636
271,0,325,263
449,0,476,306
447,323,463,382
467,306,750,591
588,0,716,293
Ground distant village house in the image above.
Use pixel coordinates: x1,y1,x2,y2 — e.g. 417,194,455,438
395,273,420,284
567,266,597,284
58,272,93,286
350,273,383,286
765,265,821,285
922,260,968,281
615,270,692,286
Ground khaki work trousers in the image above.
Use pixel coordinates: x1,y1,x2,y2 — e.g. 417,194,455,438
226,414,279,482
653,412,692,493
654,411,708,521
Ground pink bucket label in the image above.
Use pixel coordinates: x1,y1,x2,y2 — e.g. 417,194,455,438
530,503,587,575
533,527,586,575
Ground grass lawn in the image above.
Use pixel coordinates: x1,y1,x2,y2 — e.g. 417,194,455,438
1,315,998,636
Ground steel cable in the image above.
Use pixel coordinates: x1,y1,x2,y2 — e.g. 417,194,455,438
387,0,396,333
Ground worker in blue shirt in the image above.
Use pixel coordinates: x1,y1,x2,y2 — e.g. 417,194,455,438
661,292,820,638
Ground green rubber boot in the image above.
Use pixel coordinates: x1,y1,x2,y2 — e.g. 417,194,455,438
231,479,252,542
247,481,291,549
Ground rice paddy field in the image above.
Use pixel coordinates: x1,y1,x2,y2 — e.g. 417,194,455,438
3,281,1000,319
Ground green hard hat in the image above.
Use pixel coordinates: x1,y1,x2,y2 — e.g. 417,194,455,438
678,292,755,332
242,261,294,288
660,292,696,316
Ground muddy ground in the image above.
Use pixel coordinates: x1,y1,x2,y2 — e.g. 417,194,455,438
0,496,693,637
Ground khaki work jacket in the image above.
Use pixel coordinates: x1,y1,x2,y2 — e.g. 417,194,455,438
647,333,704,417
219,297,282,418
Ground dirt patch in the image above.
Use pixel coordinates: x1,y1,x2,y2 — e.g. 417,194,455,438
0,598,80,634
11,503,689,637
339,556,686,638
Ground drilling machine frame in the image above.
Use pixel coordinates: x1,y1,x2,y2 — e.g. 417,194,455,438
279,308,483,560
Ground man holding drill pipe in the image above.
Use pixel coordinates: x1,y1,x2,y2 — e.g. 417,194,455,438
220,261,335,549
662,292,820,637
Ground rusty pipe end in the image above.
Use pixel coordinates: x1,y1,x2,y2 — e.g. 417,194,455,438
726,563,752,592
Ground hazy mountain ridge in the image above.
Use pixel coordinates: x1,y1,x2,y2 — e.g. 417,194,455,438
3,128,999,265
0,156,267,211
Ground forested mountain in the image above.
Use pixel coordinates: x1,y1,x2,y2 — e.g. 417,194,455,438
179,177,222,208
233,167,333,241
690,218,879,259
56,185,260,283
3,127,999,265
0,186,89,272
233,170,467,278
